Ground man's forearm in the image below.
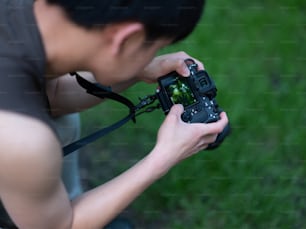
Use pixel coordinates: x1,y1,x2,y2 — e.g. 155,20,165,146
70,151,166,228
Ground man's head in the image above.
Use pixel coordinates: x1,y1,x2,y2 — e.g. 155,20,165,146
46,0,205,43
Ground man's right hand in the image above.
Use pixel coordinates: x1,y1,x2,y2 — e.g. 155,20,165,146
149,104,229,175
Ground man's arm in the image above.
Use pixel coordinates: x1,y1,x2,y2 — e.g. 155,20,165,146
0,111,157,228
46,72,138,116
0,111,72,229
0,111,155,229
0,110,157,228
0,107,228,229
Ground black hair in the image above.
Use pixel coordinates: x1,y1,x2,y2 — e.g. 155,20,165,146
46,0,205,43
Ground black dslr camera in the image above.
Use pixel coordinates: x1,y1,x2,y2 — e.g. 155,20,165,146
156,59,230,149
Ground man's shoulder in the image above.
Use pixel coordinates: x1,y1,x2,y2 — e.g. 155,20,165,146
0,111,62,176
0,110,58,144
0,112,69,229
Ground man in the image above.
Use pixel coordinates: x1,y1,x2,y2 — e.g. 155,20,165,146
0,0,229,228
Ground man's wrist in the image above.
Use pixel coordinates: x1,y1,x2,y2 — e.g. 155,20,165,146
144,147,173,180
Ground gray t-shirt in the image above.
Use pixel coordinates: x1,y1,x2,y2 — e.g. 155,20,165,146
0,0,54,227
0,0,54,130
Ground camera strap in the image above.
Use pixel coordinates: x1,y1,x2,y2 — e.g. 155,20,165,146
62,72,158,156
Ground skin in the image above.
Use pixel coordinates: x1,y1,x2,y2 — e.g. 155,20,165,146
0,0,229,228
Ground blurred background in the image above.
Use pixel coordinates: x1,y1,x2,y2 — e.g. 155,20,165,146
79,0,306,228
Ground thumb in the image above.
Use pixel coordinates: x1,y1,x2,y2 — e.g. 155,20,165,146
168,104,184,116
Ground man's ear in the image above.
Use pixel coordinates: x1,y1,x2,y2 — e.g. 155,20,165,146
105,22,145,56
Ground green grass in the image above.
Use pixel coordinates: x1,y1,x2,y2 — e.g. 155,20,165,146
80,0,306,228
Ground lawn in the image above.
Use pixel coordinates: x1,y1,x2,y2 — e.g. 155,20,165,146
79,0,306,228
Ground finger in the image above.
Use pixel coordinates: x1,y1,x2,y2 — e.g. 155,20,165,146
163,104,184,124
187,58,205,71
159,58,188,76
174,56,205,76
159,52,205,77
201,112,229,135
169,51,205,71
205,133,218,144
196,133,219,151
168,104,184,117
178,59,205,77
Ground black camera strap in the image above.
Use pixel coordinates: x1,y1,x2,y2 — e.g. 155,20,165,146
62,72,158,156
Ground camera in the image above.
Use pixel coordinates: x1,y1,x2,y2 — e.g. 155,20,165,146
155,59,230,149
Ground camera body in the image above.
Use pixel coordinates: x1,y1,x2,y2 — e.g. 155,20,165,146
156,60,230,149
156,70,220,123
